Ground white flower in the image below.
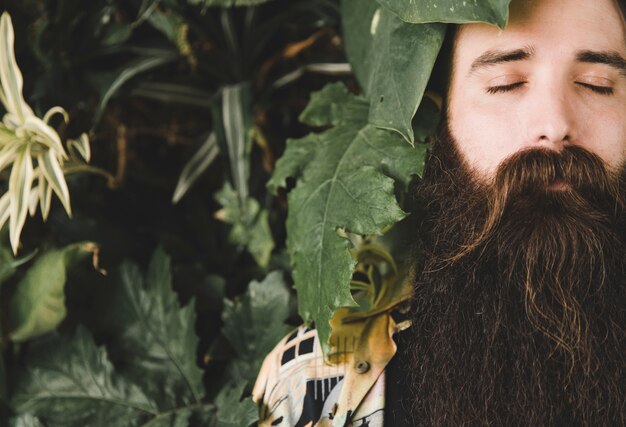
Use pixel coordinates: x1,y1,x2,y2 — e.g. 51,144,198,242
0,12,91,254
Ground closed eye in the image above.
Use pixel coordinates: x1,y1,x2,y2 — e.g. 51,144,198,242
486,81,525,94
486,81,615,95
575,82,614,95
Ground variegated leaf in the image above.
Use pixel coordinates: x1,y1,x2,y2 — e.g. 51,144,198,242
28,183,39,217
0,191,10,231
9,145,34,254
172,132,218,203
42,106,69,125
38,174,52,221
0,143,20,173
67,133,91,163
0,12,33,123
0,123,15,143
22,117,66,156
38,151,71,216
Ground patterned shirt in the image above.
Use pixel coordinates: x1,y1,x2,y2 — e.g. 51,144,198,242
253,280,412,426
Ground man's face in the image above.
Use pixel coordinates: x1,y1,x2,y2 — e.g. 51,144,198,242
448,0,626,181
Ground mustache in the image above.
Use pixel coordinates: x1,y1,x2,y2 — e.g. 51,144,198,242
494,145,622,199
448,145,625,263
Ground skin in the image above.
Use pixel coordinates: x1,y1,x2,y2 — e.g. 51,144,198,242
448,0,626,181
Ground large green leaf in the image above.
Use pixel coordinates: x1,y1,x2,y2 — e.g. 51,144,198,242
11,326,158,426
215,382,257,427
342,0,446,144
376,0,511,27
114,247,204,408
9,242,97,342
220,271,290,385
270,82,426,351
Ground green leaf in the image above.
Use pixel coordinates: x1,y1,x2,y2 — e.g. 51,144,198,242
342,0,446,144
172,133,219,204
10,414,45,427
215,382,257,427
146,8,190,56
0,247,36,287
376,0,511,27
188,0,274,7
214,84,253,207
214,183,274,267
220,271,290,384
273,82,425,351
8,145,33,254
11,326,158,426
266,133,320,194
92,53,177,127
9,242,96,342
114,247,204,408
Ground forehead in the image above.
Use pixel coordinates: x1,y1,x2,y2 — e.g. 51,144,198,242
452,0,626,68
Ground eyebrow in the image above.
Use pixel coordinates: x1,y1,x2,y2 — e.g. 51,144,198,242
468,46,626,77
469,46,535,74
575,50,626,76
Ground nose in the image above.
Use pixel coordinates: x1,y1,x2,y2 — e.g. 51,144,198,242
525,83,575,151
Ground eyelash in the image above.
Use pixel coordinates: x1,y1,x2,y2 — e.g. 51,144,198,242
486,81,614,95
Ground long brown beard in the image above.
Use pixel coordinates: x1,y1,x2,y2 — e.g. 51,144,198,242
405,126,626,426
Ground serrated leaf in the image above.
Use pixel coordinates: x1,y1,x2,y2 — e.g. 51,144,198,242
221,271,290,384
12,326,157,426
376,0,511,28
274,82,425,352
37,150,71,216
115,247,204,408
9,242,96,342
266,133,320,194
215,382,257,427
0,12,34,123
8,145,33,254
342,0,445,143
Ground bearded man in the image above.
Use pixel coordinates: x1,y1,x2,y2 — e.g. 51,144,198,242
254,0,626,425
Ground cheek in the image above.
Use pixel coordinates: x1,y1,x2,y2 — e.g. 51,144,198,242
577,105,626,169
449,96,526,177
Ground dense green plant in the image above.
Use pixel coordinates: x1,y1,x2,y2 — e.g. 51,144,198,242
0,0,511,425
